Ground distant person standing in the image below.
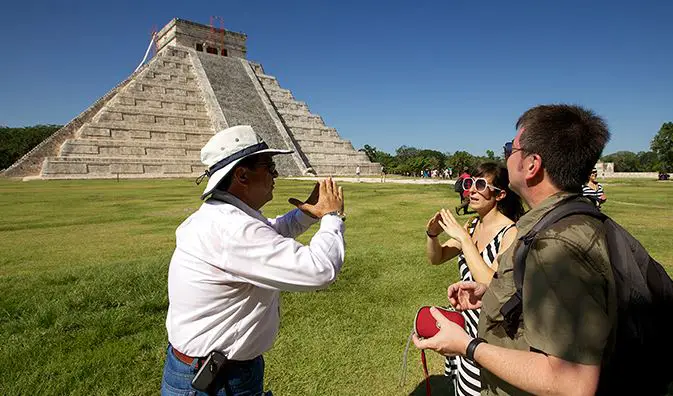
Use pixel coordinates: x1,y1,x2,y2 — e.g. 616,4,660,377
380,166,386,183
582,168,607,209
356,165,361,183
455,167,472,215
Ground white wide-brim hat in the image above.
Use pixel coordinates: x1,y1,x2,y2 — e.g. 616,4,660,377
199,125,292,199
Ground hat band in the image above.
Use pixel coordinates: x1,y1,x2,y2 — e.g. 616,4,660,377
207,142,269,177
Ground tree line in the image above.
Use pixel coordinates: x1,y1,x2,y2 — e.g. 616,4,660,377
360,122,673,175
1,122,671,174
0,125,62,170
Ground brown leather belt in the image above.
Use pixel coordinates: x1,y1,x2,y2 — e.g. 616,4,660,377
172,347,202,366
171,346,255,367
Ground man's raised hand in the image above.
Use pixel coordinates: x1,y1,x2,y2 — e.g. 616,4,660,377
289,178,344,219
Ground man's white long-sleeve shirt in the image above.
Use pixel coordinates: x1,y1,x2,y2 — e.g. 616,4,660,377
166,191,345,360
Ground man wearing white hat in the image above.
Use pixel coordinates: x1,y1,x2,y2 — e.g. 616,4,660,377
161,125,346,396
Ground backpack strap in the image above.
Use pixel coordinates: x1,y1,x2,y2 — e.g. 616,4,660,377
500,198,606,338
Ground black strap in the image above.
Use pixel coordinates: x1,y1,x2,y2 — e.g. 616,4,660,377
500,197,607,337
206,142,269,178
465,337,487,361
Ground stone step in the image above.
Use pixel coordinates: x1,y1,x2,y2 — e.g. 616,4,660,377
283,118,327,130
249,62,265,75
280,112,324,126
305,152,371,163
277,108,316,118
115,90,206,106
143,69,196,85
256,74,279,87
127,80,201,98
42,157,203,178
60,139,201,158
263,84,291,94
256,73,277,81
148,61,194,76
155,56,194,69
309,162,381,176
267,89,294,101
289,126,340,139
299,145,358,155
274,101,310,113
101,104,210,120
158,47,191,60
95,106,212,128
267,96,307,106
294,136,353,147
79,122,214,143
112,95,208,113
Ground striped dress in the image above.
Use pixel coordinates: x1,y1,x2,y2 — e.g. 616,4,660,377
445,218,516,396
582,183,605,208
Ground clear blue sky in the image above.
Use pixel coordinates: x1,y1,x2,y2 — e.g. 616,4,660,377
1,0,671,157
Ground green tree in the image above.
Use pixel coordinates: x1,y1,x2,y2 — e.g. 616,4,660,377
358,144,378,162
448,150,476,173
636,151,658,172
601,151,640,172
0,125,62,170
651,122,673,172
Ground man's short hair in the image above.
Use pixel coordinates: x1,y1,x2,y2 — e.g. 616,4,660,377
516,104,610,192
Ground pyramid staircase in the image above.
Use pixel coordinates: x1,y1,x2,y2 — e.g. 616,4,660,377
251,64,380,176
2,18,380,180
40,47,211,179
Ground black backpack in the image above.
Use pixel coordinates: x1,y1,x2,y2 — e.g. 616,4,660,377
454,178,464,193
500,199,673,395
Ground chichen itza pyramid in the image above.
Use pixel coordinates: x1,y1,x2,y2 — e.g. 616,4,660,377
3,18,381,179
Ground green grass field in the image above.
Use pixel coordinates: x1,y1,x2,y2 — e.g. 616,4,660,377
0,178,671,395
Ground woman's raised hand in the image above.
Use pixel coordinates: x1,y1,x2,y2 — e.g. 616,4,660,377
438,208,470,246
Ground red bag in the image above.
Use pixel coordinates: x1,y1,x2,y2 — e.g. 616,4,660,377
414,306,465,338
401,306,465,396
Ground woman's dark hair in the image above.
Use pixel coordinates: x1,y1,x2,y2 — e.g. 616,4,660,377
473,162,525,222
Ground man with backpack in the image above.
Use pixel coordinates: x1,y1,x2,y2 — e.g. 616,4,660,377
413,104,673,395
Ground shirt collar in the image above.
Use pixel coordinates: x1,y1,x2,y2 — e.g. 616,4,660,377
209,189,270,225
516,191,579,236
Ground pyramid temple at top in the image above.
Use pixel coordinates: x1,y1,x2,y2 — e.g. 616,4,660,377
3,18,381,179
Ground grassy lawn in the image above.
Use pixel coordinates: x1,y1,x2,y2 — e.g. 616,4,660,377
0,178,671,395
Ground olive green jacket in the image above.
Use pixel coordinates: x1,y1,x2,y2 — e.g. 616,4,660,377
478,192,617,395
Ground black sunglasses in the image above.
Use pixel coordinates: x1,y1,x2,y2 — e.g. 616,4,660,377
503,141,524,160
255,161,277,174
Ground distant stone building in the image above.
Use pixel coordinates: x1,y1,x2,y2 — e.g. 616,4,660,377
3,18,380,179
595,162,614,177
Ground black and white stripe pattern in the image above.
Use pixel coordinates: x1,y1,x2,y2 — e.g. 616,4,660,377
582,183,604,208
445,219,515,396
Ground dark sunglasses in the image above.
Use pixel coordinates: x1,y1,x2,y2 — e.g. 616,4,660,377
255,161,277,174
462,177,502,193
503,141,524,160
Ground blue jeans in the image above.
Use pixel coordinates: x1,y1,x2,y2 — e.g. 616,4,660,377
161,344,270,396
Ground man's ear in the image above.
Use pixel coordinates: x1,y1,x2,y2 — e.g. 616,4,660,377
232,167,249,185
525,154,543,181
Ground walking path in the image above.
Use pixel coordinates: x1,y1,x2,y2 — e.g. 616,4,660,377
284,176,456,185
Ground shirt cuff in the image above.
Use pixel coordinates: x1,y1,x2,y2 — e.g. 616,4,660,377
294,208,320,227
320,213,345,233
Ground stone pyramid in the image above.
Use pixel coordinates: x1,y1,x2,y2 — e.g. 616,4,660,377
3,18,380,179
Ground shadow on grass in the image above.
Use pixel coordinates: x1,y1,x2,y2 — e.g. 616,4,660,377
409,375,454,396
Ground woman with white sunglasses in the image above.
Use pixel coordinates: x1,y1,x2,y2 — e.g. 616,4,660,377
424,162,525,396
